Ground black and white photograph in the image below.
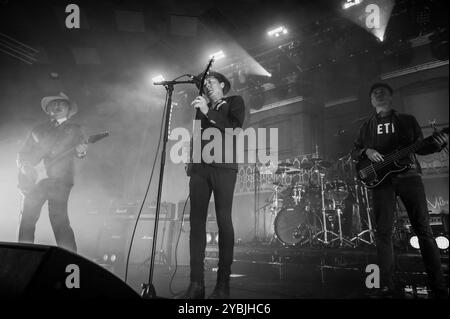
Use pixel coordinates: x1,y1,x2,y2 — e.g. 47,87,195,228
0,0,448,309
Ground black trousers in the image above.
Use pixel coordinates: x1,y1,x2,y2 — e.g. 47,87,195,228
372,174,445,292
18,178,77,252
189,164,237,283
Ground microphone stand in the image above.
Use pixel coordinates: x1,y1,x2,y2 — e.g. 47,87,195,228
253,159,260,243
141,78,195,299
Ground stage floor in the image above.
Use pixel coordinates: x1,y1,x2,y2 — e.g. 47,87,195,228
123,243,449,299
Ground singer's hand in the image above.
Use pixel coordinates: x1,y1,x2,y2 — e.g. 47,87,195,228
191,96,209,115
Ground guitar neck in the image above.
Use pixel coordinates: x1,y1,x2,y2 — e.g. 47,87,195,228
387,140,424,163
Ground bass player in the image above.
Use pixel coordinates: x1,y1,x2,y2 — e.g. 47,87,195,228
352,83,448,298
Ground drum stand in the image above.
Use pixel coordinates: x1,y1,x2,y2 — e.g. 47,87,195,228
350,183,375,246
334,203,354,247
314,173,340,246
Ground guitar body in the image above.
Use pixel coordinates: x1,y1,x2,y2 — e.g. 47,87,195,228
356,157,409,189
17,168,38,196
17,162,51,196
17,131,109,196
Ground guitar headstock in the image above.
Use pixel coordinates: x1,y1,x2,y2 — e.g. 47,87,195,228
87,131,109,144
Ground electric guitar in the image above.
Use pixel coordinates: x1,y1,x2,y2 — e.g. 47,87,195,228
17,131,109,195
185,58,215,176
356,127,448,188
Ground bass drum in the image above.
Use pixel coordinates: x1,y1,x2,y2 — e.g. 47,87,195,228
274,206,322,246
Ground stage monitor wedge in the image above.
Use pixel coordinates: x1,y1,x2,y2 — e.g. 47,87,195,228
0,242,140,299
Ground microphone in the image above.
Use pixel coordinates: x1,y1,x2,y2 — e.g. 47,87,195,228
187,74,201,85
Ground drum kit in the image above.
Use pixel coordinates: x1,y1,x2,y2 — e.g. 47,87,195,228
259,155,375,248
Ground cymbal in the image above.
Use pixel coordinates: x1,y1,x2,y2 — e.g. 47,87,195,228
275,167,301,174
318,161,332,168
300,161,313,169
277,162,293,169
273,182,283,187
310,158,332,168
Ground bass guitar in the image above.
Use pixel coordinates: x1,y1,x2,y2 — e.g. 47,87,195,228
356,127,448,188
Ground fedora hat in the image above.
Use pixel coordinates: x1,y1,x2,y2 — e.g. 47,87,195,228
195,70,231,95
41,92,78,118
369,82,393,97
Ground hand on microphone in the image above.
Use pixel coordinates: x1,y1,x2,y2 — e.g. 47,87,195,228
188,75,201,86
191,96,209,115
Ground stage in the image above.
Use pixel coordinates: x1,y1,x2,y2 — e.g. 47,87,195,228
122,243,449,299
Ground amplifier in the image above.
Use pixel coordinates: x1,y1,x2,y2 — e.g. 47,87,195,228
95,202,177,278
177,199,216,221
111,201,176,220
402,213,447,231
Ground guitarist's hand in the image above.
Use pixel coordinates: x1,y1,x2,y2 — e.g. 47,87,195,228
365,148,384,162
433,132,448,149
76,143,88,158
20,162,36,177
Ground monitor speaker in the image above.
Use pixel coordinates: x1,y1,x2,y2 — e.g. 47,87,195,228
0,242,140,299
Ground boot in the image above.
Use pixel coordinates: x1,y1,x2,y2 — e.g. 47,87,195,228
208,274,230,299
175,281,205,299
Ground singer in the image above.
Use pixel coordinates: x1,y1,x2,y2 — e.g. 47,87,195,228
179,71,245,299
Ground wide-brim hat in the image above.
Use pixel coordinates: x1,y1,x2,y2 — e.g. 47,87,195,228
195,71,231,95
41,92,78,118
369,82,393,97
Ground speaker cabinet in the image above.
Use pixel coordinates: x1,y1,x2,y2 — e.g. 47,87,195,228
0,242,140,298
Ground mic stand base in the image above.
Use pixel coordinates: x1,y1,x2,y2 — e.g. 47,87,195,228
141,283,157,299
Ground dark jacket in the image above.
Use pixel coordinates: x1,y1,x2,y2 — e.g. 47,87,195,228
17,119,86,185
351,110,438,174
193,95,246,171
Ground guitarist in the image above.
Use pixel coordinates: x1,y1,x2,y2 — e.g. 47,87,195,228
179,71,245,299
17,92,88,253
352,83,448,298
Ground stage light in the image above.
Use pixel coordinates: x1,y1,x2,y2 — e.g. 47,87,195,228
341,0,394,43
215,233,219,244
436,236,449,250
409,236,420,249
268,26,288,37
206,232,212,244
209,50,225,61
152,75,165,84
343,0,362,10
102,254,109,262
110,254,117,263
409,235,449,250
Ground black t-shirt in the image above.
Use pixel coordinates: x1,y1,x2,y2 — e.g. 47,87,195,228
373,112,418,174
375,112,396,154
